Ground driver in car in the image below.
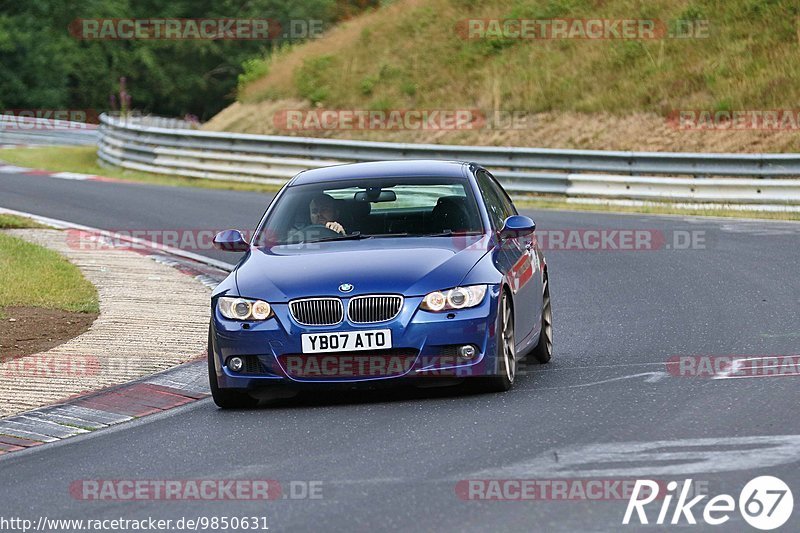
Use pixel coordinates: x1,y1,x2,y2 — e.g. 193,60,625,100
309,193,346,235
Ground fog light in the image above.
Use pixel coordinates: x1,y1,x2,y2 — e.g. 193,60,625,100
228,357,244,372
458,345,476,359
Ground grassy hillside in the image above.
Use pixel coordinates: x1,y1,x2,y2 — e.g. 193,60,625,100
206,0,800,152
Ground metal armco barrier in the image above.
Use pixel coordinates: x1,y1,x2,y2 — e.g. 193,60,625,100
97,114,800,205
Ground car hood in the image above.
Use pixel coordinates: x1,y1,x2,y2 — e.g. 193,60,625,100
234,236,491,302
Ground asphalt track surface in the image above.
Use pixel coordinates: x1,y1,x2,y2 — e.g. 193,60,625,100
1,171,799,532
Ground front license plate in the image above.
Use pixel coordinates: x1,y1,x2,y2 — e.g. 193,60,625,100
301,329,392,354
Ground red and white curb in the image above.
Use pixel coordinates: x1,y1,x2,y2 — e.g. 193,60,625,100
0,209,235,457
0,361,209,453
0,160,127,183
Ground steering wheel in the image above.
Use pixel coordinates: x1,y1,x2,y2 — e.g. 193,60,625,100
289,224,341,243
302,224,341,237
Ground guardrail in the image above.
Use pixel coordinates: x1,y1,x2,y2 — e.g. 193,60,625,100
97,114,800,205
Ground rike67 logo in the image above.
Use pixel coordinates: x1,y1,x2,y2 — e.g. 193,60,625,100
623,476,793,530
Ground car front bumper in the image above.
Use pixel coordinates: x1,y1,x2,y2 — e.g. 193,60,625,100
210,286,504,389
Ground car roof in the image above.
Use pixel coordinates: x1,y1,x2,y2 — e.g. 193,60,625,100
289,160,472,186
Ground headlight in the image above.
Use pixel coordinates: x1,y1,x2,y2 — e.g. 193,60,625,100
420,285,487,312
218,297,273,321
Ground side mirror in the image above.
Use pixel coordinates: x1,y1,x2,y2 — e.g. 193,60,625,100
213,229,250,252
499,215,536,240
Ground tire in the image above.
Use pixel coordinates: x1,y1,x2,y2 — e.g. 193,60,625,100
531,274,553,364
476,289,516,392
208,325,258,409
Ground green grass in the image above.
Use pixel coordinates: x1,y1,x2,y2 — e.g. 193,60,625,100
239,0,800,115
515,196,800,221
0,214,48,229
0,232,99,317
0,146,281,194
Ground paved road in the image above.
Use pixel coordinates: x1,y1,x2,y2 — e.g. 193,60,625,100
0,172,267,263
1,171,799,531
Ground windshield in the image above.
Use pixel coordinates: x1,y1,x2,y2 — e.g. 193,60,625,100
255,177,484,245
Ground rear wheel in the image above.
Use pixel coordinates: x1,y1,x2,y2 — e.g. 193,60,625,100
476,289,516,392
531,274,553,364
208,326,258,409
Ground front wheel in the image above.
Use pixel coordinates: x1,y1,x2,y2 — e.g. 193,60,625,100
208,326,258,409
531,274,553,364
476,289,516,392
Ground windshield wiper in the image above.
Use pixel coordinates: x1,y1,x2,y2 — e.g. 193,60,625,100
422,230,483,237
313,231,372,243
368,233,409,238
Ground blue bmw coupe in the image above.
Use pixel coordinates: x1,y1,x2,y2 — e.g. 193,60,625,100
208,160,552,407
